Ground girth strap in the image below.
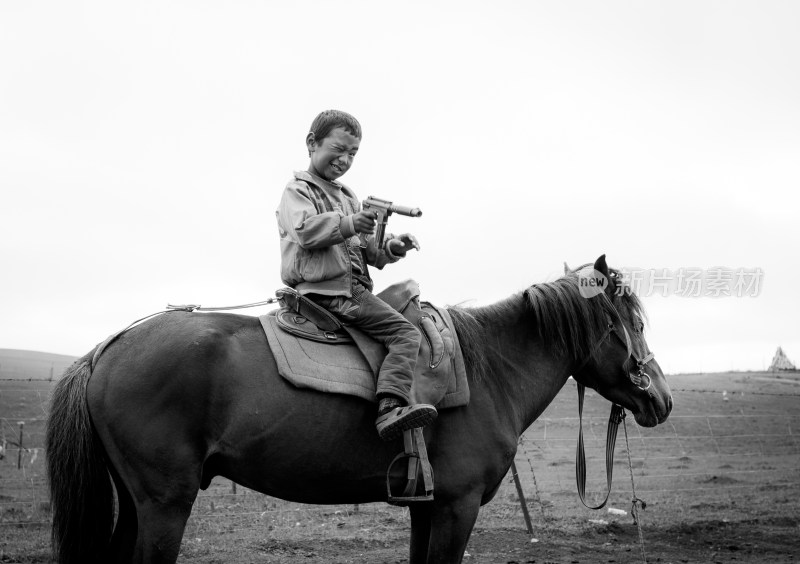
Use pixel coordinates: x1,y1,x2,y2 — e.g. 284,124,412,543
575,383,624,510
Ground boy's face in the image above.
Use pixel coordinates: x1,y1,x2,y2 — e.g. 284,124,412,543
307,127,360,181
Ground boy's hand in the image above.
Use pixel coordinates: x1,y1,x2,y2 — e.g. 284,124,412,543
353,210,377,234
387,234,420,258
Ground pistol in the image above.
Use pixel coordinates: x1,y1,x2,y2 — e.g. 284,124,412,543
362,196,422,249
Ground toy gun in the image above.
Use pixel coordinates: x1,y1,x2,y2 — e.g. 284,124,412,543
362,196,422,249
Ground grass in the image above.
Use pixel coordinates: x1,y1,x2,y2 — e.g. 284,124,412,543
1,371,798,562
0,349,78,381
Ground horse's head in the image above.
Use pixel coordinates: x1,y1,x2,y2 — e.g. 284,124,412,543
569,255,673,427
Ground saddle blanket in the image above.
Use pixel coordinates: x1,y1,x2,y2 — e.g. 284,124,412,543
259,303,470,410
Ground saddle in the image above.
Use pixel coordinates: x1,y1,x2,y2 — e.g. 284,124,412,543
260,280,470,505
264,280,469,409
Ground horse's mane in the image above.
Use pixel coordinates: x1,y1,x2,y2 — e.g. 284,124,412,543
447,267,646,382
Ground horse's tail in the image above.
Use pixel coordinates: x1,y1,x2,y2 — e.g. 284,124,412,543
45,352,115,564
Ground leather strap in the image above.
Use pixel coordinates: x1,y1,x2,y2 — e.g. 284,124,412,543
414,428,434,492
575,383,624,510
275,287,344,332
400,431,420,498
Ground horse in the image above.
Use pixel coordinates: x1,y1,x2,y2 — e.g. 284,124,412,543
45,255,672,564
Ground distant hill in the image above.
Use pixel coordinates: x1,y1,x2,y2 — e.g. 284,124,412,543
0,349,79,380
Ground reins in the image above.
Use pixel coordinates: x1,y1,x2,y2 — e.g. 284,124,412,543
575,383,624,509
573,300,656,510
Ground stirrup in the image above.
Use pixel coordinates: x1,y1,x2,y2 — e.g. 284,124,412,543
386,428,434,505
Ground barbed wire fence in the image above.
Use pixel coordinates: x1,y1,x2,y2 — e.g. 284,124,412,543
1,378,799,552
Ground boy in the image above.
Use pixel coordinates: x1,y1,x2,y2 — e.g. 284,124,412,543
276,110,437,441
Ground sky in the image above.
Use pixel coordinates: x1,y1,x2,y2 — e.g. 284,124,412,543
1,1,798,374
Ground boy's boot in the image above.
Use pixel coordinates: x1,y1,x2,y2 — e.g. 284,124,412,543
375,396,437,442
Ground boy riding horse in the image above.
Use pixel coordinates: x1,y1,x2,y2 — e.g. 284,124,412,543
276,109,437,441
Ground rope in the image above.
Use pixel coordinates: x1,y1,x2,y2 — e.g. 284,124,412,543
166,298,279,312
622,412,648,564
91,298,281,370
91,309,186,370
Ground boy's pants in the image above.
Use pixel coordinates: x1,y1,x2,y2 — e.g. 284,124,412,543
308,282,420,404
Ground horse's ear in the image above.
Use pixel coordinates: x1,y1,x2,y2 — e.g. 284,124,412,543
563,262,571,275
593,254,609,277
593,254,614,297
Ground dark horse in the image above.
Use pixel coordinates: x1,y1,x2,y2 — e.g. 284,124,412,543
45,255,672,563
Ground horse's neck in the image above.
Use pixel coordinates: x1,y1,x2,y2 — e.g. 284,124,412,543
471,299,572,436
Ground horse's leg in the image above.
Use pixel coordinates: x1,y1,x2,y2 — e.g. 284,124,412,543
107,465,138,564
110,448,200,564
409,504,433,564
424,495,482,564
131,497,194,564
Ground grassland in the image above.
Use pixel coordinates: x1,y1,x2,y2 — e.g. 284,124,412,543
1,370,798,563
0,349,78,381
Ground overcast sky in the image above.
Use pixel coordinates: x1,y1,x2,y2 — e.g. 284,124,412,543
1,1,798,374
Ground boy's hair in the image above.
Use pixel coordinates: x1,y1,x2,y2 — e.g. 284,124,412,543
309,110,362,144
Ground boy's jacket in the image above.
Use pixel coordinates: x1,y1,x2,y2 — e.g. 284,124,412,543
276,171,397,297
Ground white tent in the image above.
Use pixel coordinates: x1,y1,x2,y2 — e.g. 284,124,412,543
769,347,796,371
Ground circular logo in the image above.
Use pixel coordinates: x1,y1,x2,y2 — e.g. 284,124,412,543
577,267,609,299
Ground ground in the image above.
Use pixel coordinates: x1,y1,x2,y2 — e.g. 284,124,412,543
6,517,795,563
1,371,799,563
171,517,800,563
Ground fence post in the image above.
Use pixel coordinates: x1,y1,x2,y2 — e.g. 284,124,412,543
17,421,24,470
511,460,534,537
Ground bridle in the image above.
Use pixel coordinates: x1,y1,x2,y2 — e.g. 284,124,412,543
573,298,656,510
573,299,655,392
610,320,655,391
